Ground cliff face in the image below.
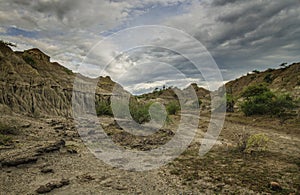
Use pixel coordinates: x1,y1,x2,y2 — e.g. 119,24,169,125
0,42,120,117
225,63,300,98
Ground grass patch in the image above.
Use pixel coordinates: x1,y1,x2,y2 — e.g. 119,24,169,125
0,134,12,145
96,100,113,116
166,101,180,115
0,123,18,135
168,147,299,193
129,101,151,124
0,123,18,146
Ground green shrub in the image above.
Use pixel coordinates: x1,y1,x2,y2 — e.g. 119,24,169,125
166,101,180,115
129,102,151,124
226,94,235,112
246,133,269,153
241,84,269,99
0,123,18,135
240,84,296,116
235,131,269,153
110,97,152,124
0,134,12,145
263,73,273,83
22,55,35,65
64,68,73,75
96,100,113,116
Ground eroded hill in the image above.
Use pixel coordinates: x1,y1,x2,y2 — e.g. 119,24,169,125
0,42,122,117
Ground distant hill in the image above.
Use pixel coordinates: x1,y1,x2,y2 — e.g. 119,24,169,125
0,41,123,117
225,63,300,98
138,83,210,101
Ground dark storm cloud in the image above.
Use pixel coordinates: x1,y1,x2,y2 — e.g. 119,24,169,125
0,0,299,93
212,0,240,6
32,0,80,20
164,0,300,80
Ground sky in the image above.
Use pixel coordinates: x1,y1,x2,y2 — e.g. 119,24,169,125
0,0,299,94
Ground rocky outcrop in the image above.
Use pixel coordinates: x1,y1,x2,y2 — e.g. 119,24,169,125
0,43,123,117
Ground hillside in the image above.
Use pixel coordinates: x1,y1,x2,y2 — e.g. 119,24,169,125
138,83,210,104
0,42,122,117
225,63,300,98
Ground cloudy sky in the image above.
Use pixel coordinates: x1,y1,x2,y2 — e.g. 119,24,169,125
0,0,299,94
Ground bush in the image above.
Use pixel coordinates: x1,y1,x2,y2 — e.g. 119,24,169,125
235,131,269,153
240,84,296,116
0,134,12,145
166,101,180,115
263,73,273,83
241,84,269,99
129,102,151,124
22,55,35,66
96,100,113,116
0,123,16,146
226,94,235,112
0,123,18,135
246,133,269,153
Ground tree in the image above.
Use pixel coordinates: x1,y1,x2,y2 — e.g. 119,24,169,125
240,84,295,116
241,84,269,100
226,93,235,112
279,62,287,67
0,40,16,47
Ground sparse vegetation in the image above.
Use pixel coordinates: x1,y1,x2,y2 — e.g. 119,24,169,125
97,98,152,124
240,84,296,117
129,101,151,124
166,101,180,115
63,68,73,75
252,69,260,73
263,73,273,83
0,134,12,145
22,55,36,66
96,100,113,116
226,93,235,112
235,131,269,153
0,123,17,145
0,40,16,47
279,62,287,67
246,133,269,152
0,123,18,135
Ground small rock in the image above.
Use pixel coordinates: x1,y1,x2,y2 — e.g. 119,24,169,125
60,179,70,186
40,167,54,173
1,156,38,167
115,186,128,191
21,123,31,128
36,179,70,194
77,173,95,182
36,185,53,194
67,148,78,154
269,181,282,191
36,140,65,154
54,125,64,130
88,130,95,135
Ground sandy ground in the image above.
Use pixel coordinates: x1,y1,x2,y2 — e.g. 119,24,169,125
0,112,299,194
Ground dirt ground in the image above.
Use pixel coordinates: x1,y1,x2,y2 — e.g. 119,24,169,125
0,112,299,194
